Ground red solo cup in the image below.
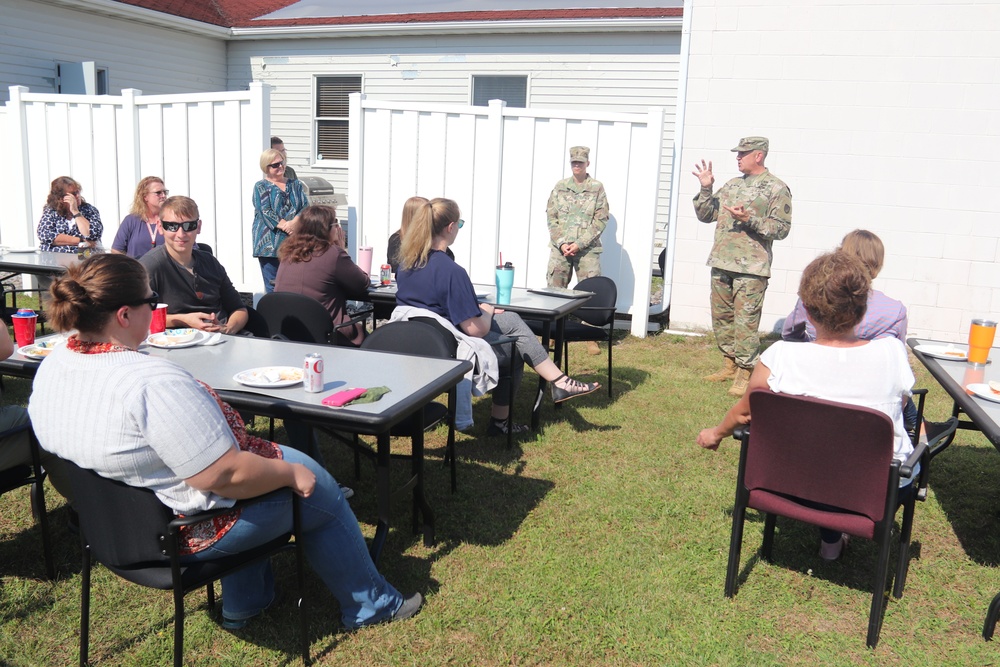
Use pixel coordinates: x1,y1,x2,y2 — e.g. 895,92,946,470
11,311,37,347
149,304,168,335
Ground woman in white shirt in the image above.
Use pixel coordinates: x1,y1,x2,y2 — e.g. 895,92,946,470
697,250,914,561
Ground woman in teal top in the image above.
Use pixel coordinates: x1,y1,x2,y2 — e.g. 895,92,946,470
251,148,308,293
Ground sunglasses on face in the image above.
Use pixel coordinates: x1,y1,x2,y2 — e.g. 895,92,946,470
124,291,159,310
149,189,169,197
161,220,199,232
457,219,465,229
268,161,284,170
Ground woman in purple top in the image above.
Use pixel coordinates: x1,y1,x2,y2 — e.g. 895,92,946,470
36,176,103,253
275,206,371,346
782,230,906,343
111,176,168,258
396,197,600,436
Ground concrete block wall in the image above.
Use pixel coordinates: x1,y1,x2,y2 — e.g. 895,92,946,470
671,0,1000,342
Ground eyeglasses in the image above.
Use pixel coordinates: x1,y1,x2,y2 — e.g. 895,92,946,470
457,219,465,229
161,219,199,232
149,189,169,197
125,291,159,310
268,161,284,170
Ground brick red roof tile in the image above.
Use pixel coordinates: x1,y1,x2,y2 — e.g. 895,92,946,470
113,2,681,29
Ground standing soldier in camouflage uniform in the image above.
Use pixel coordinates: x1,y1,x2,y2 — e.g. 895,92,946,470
547,146,610,354
692,136,792,397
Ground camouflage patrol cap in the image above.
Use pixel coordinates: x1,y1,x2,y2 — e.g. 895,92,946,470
569,146,590,163
731,136,769,153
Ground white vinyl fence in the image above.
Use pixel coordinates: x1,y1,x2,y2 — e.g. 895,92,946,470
0,83,270,291
347,94,665,337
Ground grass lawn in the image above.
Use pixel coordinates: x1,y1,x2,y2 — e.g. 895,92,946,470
2,325,1000,665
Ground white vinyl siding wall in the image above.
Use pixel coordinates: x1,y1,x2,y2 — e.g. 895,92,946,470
228,31,680,258
0,0,227,104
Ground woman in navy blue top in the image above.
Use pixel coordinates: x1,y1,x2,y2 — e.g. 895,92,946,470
396,197,599,436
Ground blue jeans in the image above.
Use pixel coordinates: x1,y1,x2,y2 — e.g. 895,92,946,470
181,447,402,628
455,378,474,431
258,257,279,294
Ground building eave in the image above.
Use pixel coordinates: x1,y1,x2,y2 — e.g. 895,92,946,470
230,16,683,40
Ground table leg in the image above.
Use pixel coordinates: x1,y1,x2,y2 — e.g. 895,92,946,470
410,410,435,547
552,318,567,411
369,431,392,566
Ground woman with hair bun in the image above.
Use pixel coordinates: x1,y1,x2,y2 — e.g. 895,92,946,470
697,250,915,561
28,254,422,629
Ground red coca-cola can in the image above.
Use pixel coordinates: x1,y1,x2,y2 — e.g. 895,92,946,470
303,353,324,393
380,264,392,285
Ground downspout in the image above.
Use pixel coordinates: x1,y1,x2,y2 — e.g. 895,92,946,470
661,0,695,326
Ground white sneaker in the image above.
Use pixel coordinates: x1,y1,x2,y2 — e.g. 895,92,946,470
819,533,849,561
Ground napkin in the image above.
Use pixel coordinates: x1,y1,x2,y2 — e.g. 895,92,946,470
346,386,390,405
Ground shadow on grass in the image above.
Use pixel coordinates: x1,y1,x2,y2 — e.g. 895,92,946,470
724,508,919,598
0,503,80,583
926,440,1000,567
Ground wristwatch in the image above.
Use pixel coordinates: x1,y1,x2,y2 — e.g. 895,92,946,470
74,213,85,219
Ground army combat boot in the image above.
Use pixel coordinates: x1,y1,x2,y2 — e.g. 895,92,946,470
727,367,752,397
703,357,737,382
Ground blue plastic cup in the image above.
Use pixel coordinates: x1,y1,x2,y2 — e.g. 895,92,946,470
495,265,514,305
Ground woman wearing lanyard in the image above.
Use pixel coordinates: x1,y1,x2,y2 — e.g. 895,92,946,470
111,177,168,258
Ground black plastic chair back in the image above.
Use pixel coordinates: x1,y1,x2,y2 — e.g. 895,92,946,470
66,461,174,572
242,305,272,338
572,276,617,327
195,243,213,255
257,292,334,344
361,320,457,359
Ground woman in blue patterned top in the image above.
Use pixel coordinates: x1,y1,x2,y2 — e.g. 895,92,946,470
37,176,103,253
251,149,308,293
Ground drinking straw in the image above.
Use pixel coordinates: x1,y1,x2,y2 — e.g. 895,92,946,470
499,252,503,267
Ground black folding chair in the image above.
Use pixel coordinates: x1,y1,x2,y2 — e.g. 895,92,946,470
0,424,53,579
63,459,309,667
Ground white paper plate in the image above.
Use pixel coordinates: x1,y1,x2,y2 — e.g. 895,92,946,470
967,383,1000,403
914,344,968,361
146,330,207,349
18,341,60,360
233,366,303,388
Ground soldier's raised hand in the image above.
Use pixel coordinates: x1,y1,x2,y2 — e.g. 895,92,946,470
692,159,714,189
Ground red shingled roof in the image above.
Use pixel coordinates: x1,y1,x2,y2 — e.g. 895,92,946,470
113,1,680,29
112,1,300,27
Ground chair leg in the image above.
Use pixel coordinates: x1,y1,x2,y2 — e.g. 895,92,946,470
984,592,1000,640
31,480,54,580
893,500,916,599
725,504,747,597
173,588,186,667
867,528,894,649
447,388,457,493
606,330,613,397
80,545,91,667
761,513,777,561
293,496,311,665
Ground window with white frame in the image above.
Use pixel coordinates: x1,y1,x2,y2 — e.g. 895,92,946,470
472,75,527,108
315,76,362,161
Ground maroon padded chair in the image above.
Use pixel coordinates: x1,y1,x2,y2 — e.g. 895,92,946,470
725,389,956,649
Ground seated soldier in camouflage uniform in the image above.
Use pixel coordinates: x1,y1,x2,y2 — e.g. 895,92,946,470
546,145,611,355
692,136,793,397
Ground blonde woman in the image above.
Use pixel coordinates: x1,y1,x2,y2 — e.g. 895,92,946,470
252,148,308,292
111,176,168,258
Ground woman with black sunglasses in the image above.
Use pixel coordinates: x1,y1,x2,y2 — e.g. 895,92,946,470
251,148,308,293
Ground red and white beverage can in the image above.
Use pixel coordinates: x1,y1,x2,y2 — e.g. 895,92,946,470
303,353,324,393
380,264,392,285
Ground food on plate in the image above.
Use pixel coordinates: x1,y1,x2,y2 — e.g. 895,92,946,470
276,368,303,382
162,328,197,343
944,350,965,357
989,381,1000,395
